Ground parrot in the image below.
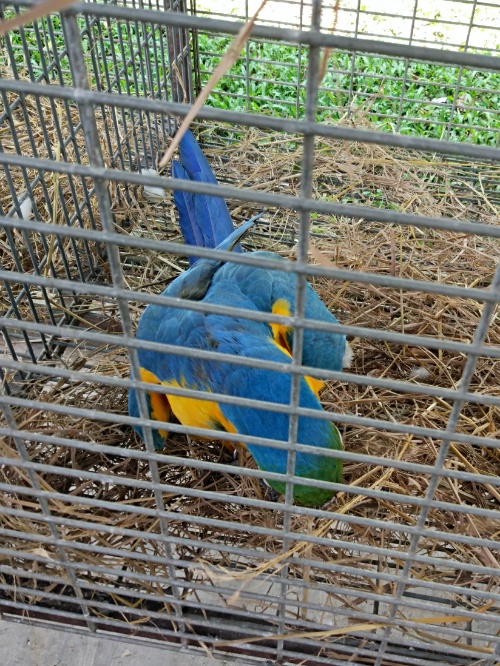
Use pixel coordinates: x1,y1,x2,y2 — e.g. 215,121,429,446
129,129,352,506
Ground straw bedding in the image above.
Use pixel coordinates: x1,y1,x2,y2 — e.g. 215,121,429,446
1,94,500,647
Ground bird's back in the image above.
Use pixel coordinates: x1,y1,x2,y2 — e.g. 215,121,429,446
214,252,348,372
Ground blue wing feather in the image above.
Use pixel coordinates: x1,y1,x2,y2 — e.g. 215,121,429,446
178,128,218,184
216,254,348,372
135,274,343,505
192,190,236,249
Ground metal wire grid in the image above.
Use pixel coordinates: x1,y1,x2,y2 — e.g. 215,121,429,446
195,0,500,51
0,1,500,665
0,0,192,376
194,0,500,145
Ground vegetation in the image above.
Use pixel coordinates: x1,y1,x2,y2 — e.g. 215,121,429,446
2,13,498,146
198,34,500,145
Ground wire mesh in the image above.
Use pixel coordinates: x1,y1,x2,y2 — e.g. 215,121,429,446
0,1,499,665
194,0,500,145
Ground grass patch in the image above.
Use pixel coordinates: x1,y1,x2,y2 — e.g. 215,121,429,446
198,33,500,145
2,12,499,146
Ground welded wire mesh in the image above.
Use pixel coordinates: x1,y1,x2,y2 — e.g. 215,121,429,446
194,0,500,145
1,1,500,665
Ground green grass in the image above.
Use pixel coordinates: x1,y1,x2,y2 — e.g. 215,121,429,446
2,14,169,97
2,14,499,146
198,34,500,145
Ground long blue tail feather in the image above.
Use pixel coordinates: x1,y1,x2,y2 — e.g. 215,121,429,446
171,161,204,252
178,128,218,184
172,129,241,262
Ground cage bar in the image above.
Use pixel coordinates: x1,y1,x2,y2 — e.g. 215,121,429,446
1,1,500,664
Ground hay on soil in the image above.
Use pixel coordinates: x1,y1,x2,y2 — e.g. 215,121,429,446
1,96,500,645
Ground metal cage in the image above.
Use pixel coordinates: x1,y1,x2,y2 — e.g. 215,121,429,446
1,1,500,665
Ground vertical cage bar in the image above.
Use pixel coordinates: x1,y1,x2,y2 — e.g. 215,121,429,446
295,0,305,120
59,10,187,640
444,0,477,142
372,255,500,666
0,390,97,631
276,1,324,662
346,0,361,118
395,0,418,134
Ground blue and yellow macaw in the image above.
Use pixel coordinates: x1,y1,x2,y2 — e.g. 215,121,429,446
129,130,352,506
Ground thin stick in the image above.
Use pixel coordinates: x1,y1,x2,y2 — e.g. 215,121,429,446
158,0,268,169
0,0,77,35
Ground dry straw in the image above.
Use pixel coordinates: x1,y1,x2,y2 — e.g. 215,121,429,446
1,44,500,660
